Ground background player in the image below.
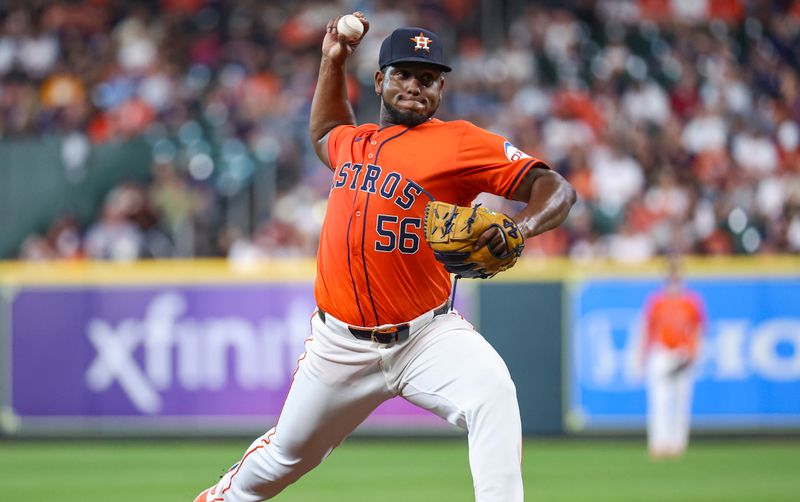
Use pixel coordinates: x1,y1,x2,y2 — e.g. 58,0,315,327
196,12,575,501
642,256,706,459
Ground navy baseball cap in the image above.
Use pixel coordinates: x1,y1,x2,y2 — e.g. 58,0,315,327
379,27,452,72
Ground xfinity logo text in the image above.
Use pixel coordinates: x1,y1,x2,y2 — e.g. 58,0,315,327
85,292,314,414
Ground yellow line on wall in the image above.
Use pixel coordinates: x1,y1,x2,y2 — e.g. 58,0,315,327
0,259,317,286
498,255,800,282
0,256,797,286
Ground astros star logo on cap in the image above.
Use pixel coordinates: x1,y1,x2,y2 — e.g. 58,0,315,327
410,32,432,52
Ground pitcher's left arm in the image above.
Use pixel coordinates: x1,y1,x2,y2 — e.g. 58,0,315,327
474,167,576,255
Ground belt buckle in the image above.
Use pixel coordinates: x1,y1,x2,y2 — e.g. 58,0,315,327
371,325,399,343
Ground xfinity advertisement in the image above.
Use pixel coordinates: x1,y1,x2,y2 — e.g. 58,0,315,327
6,285,453,430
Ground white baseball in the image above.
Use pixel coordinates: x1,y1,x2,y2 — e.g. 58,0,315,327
337,14,364,41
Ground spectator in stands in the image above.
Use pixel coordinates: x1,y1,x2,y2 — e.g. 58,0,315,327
84,185,144,261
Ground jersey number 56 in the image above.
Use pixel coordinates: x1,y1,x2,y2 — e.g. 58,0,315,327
375,215,421,254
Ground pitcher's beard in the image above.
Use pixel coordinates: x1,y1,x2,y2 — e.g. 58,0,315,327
381,98,433,127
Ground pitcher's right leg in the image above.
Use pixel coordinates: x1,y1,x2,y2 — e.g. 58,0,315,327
199,314,391,501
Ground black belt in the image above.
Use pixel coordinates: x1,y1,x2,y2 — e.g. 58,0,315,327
318,303,449,344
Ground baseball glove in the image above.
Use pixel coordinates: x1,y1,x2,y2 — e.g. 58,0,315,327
423,201,525,279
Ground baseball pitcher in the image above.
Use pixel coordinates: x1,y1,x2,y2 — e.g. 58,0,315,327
196,12,576,501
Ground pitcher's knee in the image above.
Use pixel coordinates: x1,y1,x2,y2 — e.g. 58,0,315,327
486,373,518,407
466,372,519,418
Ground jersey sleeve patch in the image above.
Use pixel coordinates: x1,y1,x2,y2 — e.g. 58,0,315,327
503,141,532,162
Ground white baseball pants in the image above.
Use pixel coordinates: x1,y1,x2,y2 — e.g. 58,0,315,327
646,345,695,456
204,310,523,501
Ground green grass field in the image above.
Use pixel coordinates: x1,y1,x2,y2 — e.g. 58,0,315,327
1,438,798,501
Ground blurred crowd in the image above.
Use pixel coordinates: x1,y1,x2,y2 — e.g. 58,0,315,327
7,0,800,262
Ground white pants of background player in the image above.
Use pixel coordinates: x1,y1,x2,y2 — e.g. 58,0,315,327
204,309,523,501
646,344,696,456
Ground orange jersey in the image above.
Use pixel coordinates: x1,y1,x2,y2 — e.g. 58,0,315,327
315,119,547,326
645,290,705,351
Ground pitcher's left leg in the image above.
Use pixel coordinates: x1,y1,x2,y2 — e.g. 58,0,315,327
391,314,523,502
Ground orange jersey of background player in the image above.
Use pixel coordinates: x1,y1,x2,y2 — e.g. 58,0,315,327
315,118,547,326
644,290,705,354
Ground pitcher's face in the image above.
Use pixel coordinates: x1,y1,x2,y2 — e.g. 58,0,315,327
376,63,444,127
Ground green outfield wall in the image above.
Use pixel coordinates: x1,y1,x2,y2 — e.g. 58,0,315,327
477,282,564,435
0,138,152,259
